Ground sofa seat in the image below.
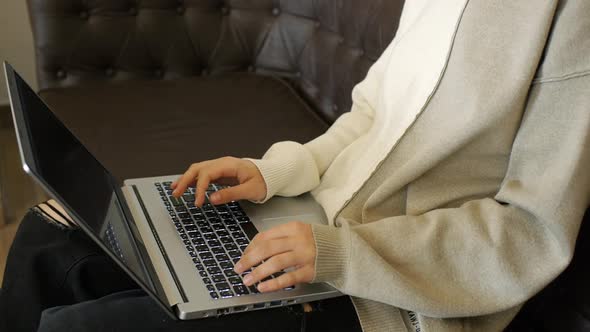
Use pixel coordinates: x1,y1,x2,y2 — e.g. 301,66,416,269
39,73,329,183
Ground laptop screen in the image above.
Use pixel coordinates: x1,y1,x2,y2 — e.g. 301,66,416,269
5,64,174,317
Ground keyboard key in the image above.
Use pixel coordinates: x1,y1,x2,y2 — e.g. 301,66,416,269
199,252,213,260
228,277,242,285
219,290,234,298
175,206,187,212
227,250,241,258
208,217,222,224
208,267,222,276
209,291,219,299
235,238,249,246
180,234,188,240
203,259,217,267
233,285,249,296
227,225,241,232
188,231,201,238
215,282,230,291
181,218,194,225
188,207,201,215
207,285,215,292
199,271,207,278
219,237,233,244
195,245,209,253
185,225,198,232
212,274,226,283
240,222,258,240
208,240,221,247
183,194,195,202
178,212,190,219
224,269,238,277
215,254,230,262
201,226,213,234
239,245,248,252
183,239,191,245
219,261,233,270
191,238,205,246
214,226,227,233
248,285,260,294
202,277,212,284
169,197,183,206
224,243,238,251
195,264,204,271
231,231,246,239
212,247,225,255
204,233,217,240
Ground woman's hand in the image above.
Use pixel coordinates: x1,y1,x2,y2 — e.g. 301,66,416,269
171,157,266,207
234,221,316,292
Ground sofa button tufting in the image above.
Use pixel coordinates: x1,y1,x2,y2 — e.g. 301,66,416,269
105,68,115,77
177,6,185,15
221,7,230,16
56,70,66,79
128,7,137,16
79,11,89,20
272,8,280,16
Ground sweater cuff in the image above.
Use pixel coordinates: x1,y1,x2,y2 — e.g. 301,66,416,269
311,224,350,284
243,156,297,204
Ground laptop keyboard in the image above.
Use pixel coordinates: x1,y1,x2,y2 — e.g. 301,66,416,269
155,181,293,300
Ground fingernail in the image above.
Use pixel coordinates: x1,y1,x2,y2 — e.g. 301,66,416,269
234,262,242,273
257,283,267,292
172,190,178,195
243,274,253,286
210,193,219,203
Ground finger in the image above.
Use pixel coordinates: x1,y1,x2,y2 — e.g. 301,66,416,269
209,183,255,205
235,238,293,273
242,252,297,286
257,266,314,293
173,163,202,197
247,222,306,247
194,171,211,207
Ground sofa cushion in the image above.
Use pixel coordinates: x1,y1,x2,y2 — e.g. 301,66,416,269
39,73,329,183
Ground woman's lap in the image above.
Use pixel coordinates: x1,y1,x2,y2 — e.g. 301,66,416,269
0,210,361,332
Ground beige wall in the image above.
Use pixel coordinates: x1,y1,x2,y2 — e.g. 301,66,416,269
0,0,37,105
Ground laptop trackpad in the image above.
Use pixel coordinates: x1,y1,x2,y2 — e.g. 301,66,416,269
256,215,323,233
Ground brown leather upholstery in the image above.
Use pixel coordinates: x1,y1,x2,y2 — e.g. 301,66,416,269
39,73,329,183
27,0,404,123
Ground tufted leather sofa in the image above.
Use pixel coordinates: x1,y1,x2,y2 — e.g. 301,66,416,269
25,0,589,331
26,0,403,182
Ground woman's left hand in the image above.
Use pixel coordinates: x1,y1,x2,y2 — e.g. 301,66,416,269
234,221,316,292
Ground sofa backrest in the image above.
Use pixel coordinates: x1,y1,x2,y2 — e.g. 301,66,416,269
27,0,404,122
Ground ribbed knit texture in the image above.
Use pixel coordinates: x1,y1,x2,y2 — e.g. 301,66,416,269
351,298,407,332
310,224,349,283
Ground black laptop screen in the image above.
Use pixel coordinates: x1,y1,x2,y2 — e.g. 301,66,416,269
8,67,165,305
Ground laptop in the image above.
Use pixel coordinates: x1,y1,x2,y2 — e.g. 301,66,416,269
3,62,341,320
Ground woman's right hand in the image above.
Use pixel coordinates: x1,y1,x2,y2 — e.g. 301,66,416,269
170,157,267,207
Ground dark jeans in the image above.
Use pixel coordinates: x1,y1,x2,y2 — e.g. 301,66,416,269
0,210,362,332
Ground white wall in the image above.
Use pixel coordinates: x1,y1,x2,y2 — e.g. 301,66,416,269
0,0,37,106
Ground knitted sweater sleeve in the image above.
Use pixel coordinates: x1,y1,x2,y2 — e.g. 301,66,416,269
245,41,396,203
311,74,590,317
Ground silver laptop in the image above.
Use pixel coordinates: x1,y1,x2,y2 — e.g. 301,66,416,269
4,62,341,320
